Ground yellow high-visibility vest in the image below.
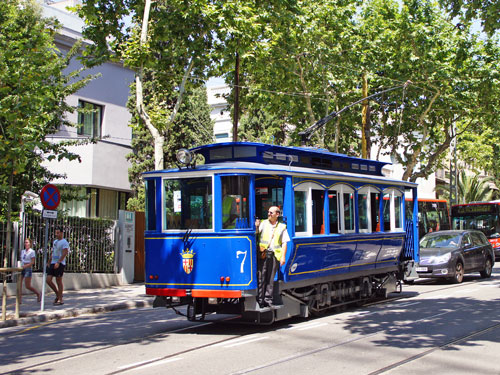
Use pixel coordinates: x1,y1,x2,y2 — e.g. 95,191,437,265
259,219,287,260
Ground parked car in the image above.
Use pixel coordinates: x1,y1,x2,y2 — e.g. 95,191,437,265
416,230,495,283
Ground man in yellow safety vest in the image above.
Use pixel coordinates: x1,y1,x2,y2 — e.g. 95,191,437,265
255,206,290,308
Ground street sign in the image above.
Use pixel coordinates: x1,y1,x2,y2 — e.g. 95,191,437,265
42,209,58,219
40,184,61,210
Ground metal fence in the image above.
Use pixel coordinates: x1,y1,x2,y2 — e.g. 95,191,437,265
1,211,117,274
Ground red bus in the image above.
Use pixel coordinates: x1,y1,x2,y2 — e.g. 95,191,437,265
406,198,451,238
451,201,500,259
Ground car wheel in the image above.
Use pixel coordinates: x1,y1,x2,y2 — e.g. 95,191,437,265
452,262,464,284
480,258,493,278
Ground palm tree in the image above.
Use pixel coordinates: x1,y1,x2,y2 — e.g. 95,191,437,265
457,171,495,204
436,171,496,204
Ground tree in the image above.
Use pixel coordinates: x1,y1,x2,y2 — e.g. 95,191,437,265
233,0,500,183
0,0,91,291
438,0,500,36
456,171,495,204
126,85,213,211
74,0,221,170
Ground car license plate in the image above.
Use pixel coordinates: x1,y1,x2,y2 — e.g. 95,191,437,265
416,267,428,272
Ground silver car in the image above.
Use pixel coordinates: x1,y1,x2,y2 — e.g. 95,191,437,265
416,230,495,283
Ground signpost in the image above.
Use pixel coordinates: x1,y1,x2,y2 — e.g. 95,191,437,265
40,184,60,312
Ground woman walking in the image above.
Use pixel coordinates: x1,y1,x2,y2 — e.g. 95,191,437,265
20,238,41,303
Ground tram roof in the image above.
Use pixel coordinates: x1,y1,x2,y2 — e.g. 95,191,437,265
144,143,416,187
191,142,389,177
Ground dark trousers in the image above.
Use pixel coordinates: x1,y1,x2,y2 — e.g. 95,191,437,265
257,251,278,307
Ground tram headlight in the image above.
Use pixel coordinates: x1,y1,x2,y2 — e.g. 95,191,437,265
176,148,193,165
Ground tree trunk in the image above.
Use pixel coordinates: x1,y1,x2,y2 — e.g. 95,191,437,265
402,89,440,181
233,52,240,142
361,72,369,159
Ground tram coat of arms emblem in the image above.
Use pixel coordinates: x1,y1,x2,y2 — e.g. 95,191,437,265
181,249,195,274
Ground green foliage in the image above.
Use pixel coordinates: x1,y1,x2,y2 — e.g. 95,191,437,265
126,85,213,210
438,0,500,36
456,171,495,204
0,0,93,219
238,110,287,144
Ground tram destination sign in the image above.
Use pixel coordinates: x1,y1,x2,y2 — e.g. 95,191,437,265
452,204,498,216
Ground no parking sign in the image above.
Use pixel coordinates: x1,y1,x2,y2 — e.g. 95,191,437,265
40,184,61,210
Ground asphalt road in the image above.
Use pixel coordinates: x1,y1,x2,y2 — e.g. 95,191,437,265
1,267,499,375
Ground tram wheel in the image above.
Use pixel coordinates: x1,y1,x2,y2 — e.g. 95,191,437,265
451,262,464,284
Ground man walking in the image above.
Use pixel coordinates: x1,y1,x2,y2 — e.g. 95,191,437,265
46,227,69,305
255,206,290,308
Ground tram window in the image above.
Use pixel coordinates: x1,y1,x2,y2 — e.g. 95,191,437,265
383,189,403,231
312,190,324,234
328,192,339,233
358,192,369,231
145,179,156,231
221,175,250,229
163,177,212,230
343,192,355,231
295,190,307,233
329,184,354,233
255,186,284,220
383,195,391,230
357,188,381,233
394,195,403,229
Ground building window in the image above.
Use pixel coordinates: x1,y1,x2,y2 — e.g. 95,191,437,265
78,100,102,138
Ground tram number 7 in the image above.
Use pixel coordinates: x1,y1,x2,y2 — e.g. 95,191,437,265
236,251,247,273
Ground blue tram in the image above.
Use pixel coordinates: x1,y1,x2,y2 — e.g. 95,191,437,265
144,142,419,323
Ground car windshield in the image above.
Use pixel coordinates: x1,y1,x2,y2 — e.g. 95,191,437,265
420,234,461,248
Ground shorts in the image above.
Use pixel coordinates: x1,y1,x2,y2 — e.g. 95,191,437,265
21,268,33,277
47,263,65,278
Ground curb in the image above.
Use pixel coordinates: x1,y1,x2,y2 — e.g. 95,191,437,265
0,299,153,329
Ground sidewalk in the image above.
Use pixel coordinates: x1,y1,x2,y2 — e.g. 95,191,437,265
0,283,154,329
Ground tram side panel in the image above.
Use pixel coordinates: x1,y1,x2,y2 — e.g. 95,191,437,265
145,233,257,293
283,233,404,283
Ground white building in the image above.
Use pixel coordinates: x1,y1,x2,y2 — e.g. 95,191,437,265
42,2,135,219
207,85,232,143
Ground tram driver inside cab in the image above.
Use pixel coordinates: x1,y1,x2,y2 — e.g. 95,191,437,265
222,184,238,229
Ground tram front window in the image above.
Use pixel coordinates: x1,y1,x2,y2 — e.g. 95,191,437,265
163,177,212,230
221,175,250,229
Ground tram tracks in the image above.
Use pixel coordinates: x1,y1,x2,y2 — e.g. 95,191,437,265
3,277,498,375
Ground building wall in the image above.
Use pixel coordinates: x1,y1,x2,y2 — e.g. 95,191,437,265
40,3,135,218
207,86,232,142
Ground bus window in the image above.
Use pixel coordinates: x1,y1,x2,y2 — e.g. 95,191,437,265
221,175,250,229
164,177,212,230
